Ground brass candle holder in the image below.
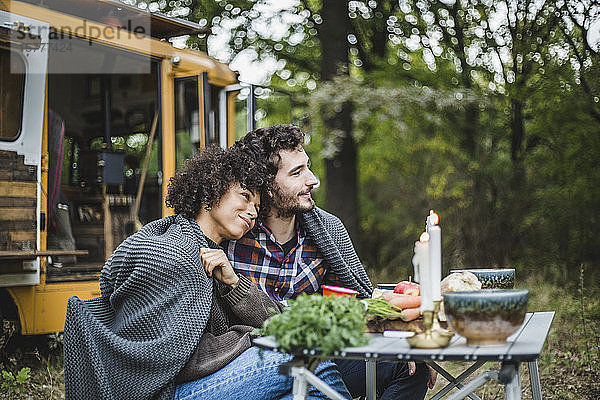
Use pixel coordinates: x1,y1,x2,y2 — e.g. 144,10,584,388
432,300,451,333
407,301,454,348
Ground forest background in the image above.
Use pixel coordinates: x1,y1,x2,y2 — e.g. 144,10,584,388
2,0,600,398
177,0,600,283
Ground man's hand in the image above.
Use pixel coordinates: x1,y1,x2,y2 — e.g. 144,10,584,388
408,362,438,389
200,248,239,288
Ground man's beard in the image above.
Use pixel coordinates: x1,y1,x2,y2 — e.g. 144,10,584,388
272,184,315,218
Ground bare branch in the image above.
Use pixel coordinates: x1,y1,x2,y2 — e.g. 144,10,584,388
280,51,321,76
563,0,599,56
558,21,600,123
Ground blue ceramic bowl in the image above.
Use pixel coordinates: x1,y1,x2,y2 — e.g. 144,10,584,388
449,268,515,289
443,289,528,345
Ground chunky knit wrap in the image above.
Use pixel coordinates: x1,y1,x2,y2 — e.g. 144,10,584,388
64,215,219,400
300,207,373,298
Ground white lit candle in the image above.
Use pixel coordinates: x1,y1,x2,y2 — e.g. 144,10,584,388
411,243,421,284
415,232,433,312
428,212,442,302
426,209,435,232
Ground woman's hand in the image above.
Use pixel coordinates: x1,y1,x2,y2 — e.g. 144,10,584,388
200,248,240,288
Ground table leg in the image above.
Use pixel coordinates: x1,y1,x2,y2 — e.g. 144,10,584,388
286,365,348,400
528,360,542,400
365,360,377,400
499,362,521,400
445,370,499,400
426,360,485,400
291,366,309,400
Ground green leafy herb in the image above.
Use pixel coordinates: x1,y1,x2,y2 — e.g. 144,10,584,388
259,294,369,356
363,297,405,319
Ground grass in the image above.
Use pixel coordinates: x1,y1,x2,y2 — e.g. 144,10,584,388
1,266,599,399
0,333,64,400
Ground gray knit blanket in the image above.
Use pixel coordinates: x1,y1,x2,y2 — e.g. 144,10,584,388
300,207,373,298
64,215,213,400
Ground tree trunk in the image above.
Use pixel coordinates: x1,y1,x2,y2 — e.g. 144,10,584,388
320,0,360,242
324,106,359,242
510,98,525,163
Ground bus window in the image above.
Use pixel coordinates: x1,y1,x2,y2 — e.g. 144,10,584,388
207,84,221,146
0,47,25,140
175,76,200,169
201,72,222,148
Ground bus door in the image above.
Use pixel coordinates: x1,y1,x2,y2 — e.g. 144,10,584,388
223,84,296,142
219,83,255,143
201,72,239,150
172,71,233,167
172,73,202,171
45,42,160,278
0,10,48,287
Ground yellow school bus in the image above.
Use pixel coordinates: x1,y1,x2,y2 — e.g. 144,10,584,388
0,0,247,335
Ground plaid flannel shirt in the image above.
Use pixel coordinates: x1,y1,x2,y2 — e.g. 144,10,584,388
226,222,343,304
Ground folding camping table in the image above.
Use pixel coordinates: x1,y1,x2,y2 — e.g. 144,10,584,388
253,311,555,400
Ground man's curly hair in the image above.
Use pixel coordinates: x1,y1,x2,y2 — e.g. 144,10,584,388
165,145,271,219
234,124,305,178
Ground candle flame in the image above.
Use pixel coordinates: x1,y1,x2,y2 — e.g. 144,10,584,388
429,210,439,225
419,232,430,242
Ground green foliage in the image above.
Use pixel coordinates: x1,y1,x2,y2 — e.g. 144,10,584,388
46,333,63,351
259,294,368,356
254,90,295,127
519,60,600,272
1,367,31,395
523,267,600,400
305,75,506,271
303,55,600,276
175,0,600,279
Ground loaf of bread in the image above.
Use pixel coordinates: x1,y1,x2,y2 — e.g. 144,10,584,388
441,271,482,293
438,272,482,321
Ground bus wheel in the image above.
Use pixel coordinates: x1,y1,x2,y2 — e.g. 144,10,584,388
0,299,18,351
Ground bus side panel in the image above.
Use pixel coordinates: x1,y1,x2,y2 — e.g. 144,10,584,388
8,280,100,335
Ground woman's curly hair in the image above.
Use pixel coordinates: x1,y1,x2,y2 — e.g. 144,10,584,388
165,145,271,219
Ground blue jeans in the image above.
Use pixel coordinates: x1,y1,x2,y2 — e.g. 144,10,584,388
334,359,430,400
175,347,351,400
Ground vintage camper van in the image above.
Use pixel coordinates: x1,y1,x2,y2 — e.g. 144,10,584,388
0,0,250,335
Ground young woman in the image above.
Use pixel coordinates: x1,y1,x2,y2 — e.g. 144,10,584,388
63,146,350,400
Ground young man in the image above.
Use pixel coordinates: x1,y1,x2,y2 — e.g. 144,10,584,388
227,124,435,399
